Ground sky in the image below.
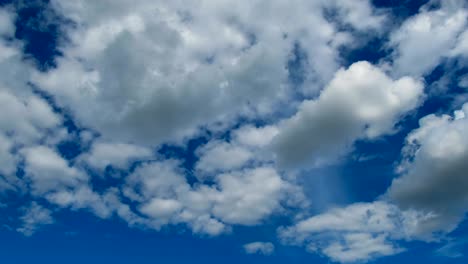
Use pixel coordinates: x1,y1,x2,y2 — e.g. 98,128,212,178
0,0,467,263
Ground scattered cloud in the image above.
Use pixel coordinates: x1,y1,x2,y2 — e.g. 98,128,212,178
0,1,467,263
273,61,424,168
387,103,468,238
243,241,275,255
17,202,54,236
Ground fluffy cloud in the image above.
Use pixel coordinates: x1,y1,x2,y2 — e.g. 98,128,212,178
195,140,253,175
195,124,279,177
243,241,275,255
273,61,424,167
211,167,285,225
279,201,432,263
79,141,153,171
390,0,467,76
32,0,385,146
232,125,279,148
320,233,401,263
22,146,88,195
0,30,63,194
2,2,467,264
123,161,292,233
20,145,118,219
387,103,468,237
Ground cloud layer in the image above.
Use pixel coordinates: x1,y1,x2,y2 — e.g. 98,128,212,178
0,0,467,263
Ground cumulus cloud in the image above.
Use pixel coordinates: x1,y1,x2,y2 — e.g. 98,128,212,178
20,145,118,219
2,1,468,263
0,33,63,194
195,124,279,178
279,201,432,263
390,0,467,76
243,241,275,255
195,140,253,175
22,146,88,195
122,161,293,233
273,61,424,168
387,103,468,237
232,125,279,148
31,0,385,146
79,141,153,171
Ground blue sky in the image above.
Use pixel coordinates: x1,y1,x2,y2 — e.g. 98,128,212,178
0,0,467,263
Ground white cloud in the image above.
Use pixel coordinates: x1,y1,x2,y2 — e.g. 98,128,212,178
451,29,468,57
232,125,279,148
0,8,15,36
16,202,54,236
45,185,114,219
22,146,88,195
195,140,253,175
387,103,468,237
321,233,402,263
140,198,182,219
4,2,468,263
0,26,62,151
0,133,16,176
273,61,424,167
79,141,153,171
279,201,432,263
121,160,295,233
243,241,275,255
390,0,467,76
212,167,285,225
325,0,385,31
32,0,385,146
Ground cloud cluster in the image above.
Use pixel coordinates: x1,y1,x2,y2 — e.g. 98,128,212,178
279,201,433,262
387,103,468,237
390,0,467,76
32,0,385,145
0,1,468,263
273,61,424,168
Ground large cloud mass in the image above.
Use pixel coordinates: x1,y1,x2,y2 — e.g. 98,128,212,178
387,103,468,237
0,1,467,263
273,61,424,167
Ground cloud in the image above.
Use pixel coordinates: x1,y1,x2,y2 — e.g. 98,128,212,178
243,241,275,255
32,0,385,146
1,2,467,264
273,61,424,168
195,140,253,176
211,167,285,225
0,133,16,176
79,141,153,171
123,161,292,232
390,0,467,76
387,103,468,237
320,233,402,263
0,8,15,36
195,124,279,178
435,239,467,258
22,145,88,195
232,125,279,148
0,10,64,193
16,202,54,236
279,201,432,263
